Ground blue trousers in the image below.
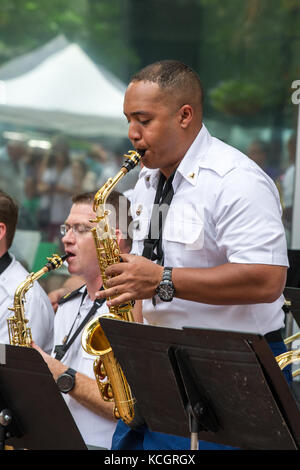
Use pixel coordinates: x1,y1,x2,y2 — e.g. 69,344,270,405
111,341,292,450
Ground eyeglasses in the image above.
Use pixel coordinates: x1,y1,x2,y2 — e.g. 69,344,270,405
60,224,92,237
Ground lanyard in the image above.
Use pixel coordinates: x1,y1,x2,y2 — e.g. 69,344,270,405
54,287,105,360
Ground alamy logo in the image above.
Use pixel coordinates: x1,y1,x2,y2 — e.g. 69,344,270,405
291,80,300,105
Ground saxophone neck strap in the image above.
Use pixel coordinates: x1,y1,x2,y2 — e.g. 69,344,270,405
54,286,105,361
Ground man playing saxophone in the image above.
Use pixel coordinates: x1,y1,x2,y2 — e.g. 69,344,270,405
0,190,54,353
32,190,135,450
95,60,291,450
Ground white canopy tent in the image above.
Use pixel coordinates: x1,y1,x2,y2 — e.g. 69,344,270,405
0,36,128,138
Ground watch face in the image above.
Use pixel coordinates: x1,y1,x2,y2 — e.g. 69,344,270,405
158,281,174,301
57,373,74,393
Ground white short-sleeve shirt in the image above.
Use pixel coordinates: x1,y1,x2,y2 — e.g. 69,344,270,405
130,124,288,335
0,254,54,353
52,288,117,449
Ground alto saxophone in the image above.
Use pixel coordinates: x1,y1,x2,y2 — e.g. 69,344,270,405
81,150,143,427
7,253,69,346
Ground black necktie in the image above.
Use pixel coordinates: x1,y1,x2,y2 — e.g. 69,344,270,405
142,171,175,266
0,252,12,275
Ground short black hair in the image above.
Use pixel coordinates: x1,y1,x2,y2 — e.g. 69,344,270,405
130,60,204,106
0,190,19,249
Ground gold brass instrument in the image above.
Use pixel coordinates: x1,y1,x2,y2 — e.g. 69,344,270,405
276,333,300,378
81,150,144,427
276,298,300,377
7,253,69,346
276,350,300,378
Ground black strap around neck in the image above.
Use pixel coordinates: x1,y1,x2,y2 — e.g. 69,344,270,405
142,171,175,265
0,252,12,275
54,287,105,360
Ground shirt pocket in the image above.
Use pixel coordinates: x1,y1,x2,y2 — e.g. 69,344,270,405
162,204,206,267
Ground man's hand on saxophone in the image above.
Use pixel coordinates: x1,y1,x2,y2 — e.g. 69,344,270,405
94,253,163,307
95,253,288,308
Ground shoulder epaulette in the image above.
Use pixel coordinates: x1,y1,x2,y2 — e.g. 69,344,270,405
58,285,85,305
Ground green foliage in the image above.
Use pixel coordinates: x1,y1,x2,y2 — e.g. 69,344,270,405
210,80,268,116
197,0,300,117
0,0,138,81
0,0,299,113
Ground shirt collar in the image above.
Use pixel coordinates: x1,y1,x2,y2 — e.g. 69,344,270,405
138,123,213,190
175,123,212,187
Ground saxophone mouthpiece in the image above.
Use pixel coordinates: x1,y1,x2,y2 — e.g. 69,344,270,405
45,253,70,271
122,150,143,172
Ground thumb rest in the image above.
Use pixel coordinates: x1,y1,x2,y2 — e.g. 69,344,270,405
81,150,144,428
7,253,69,347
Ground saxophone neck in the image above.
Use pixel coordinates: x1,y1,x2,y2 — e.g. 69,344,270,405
92,149,142,214
93,168,126,214
13,253,68,307
14,270,45,300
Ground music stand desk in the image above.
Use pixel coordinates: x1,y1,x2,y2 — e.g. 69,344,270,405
0,344,87,450
100,318,300,450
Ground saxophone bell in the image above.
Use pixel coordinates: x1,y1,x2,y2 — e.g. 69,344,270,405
82,313,115,357
7,253,69,347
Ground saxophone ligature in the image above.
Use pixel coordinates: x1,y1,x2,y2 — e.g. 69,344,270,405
7,253,69,347
81,150,144,428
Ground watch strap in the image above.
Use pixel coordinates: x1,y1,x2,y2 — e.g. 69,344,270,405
56,367,77,394
162,267,173,281
155,266,175,302
64,367,77,377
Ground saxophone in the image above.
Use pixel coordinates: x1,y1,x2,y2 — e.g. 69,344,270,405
81,150,144,427
7,253,69,346
276,332,300,378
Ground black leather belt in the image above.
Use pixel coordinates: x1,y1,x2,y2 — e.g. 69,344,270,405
264,329,283,343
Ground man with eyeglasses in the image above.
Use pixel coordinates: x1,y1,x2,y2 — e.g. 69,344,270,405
32,190,134,450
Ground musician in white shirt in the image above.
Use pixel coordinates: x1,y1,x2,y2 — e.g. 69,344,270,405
0,190,54,353
95,60,290,450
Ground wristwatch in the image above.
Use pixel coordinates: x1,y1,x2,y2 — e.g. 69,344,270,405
155,267,175,302
56,367,77,394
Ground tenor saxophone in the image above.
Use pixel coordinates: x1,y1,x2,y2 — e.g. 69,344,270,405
81,150,144,427
7,253,69,346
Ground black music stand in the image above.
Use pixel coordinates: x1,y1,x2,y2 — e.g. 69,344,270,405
283,287,300,329
0,344,87,450
284,249,300,336
100,318,300,450
287,249,300,288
